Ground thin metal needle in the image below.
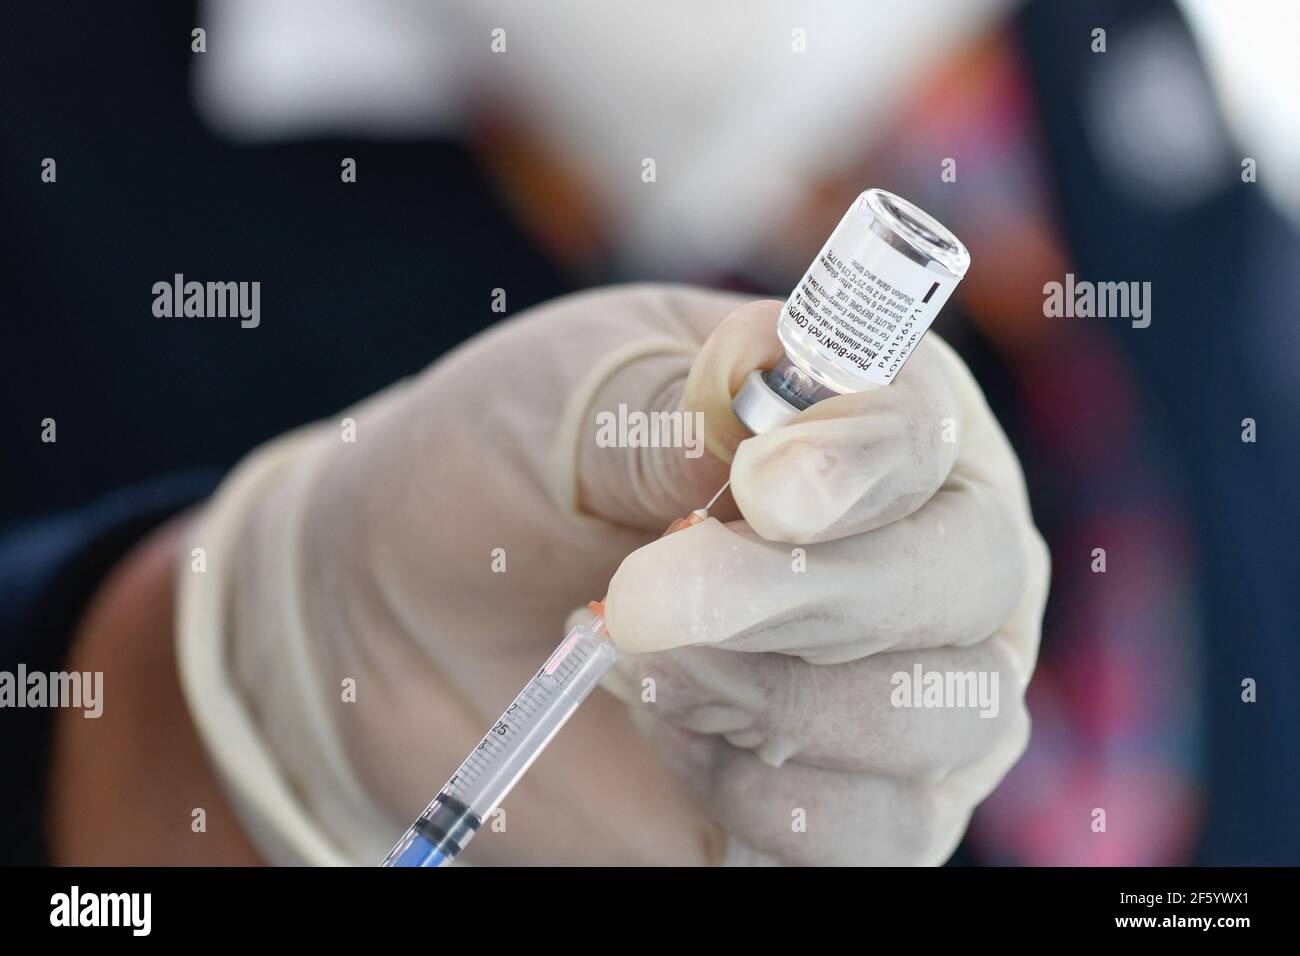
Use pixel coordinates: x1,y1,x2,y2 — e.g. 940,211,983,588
700,480,731,515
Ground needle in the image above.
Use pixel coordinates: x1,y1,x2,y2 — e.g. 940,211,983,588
700,480,731,515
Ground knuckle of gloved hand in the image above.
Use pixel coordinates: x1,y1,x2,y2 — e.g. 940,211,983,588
730,393,956,546
604,538,715,653
881,787,944,864
669,652,889,773
869,645,1024,778
1026,523,1052,586
992,700,1034,775
615,647,751,726
971,489,1034,626
622,648,825,771
822,782,960,866
898,787,971,866
1010,704,1034,765
980,629,1034,702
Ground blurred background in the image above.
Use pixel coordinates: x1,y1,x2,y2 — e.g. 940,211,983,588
2,0,1296,864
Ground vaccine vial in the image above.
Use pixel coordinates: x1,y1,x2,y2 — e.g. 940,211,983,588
732,189,970,434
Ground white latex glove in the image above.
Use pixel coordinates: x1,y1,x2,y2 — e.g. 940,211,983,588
176,283,1047,867
601,299,1051,865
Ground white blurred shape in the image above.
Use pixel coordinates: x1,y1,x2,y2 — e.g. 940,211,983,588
1084,15,1232,210
1176,0,1300,226
193,0,1012,272
192,0,472,138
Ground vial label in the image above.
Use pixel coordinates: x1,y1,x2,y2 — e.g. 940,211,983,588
781,196,961,389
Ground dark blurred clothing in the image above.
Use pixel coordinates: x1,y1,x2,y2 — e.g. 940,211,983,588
1013,0,1299,864
0,1,573,523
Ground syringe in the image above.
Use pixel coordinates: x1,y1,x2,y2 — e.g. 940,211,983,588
381,496,722,867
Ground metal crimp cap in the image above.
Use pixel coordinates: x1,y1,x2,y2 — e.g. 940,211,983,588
732,369,800,435
732,356,839,436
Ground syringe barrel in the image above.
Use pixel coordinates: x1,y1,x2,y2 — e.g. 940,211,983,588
382,617,618,866
453,618,618,823
383,792,477,867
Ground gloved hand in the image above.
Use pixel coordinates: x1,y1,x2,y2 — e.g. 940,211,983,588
600,298,1051,865
176,283,1048,867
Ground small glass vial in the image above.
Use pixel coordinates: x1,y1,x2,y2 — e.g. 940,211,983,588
732,189,970,434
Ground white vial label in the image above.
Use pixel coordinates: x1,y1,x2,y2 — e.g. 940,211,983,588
780,195,962,389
